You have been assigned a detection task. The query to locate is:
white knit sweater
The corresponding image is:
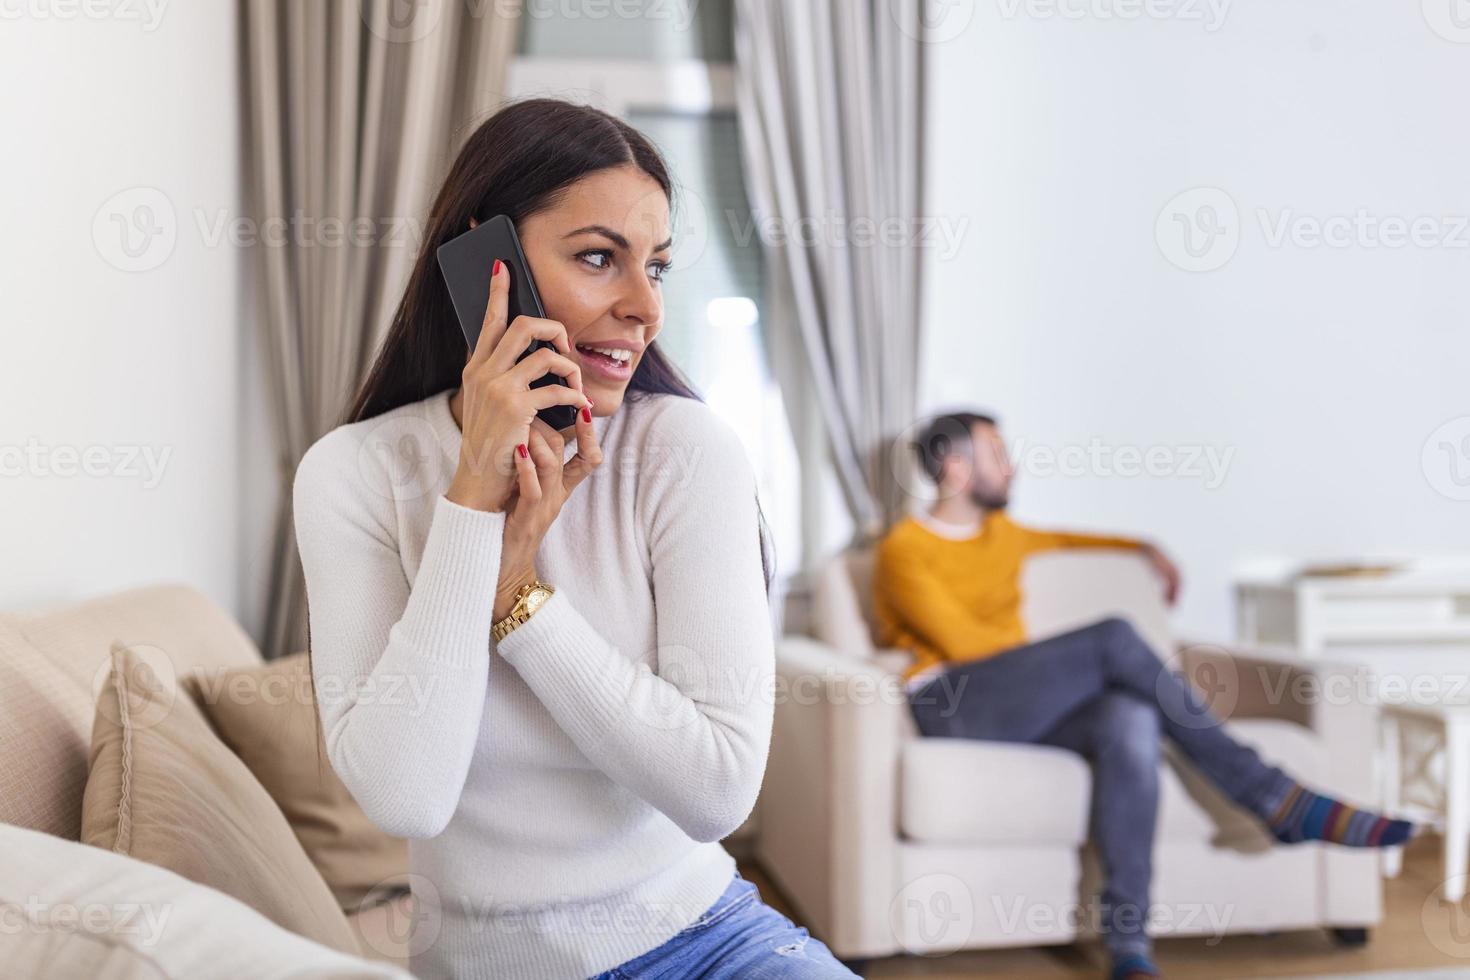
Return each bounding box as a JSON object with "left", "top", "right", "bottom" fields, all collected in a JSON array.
[{"left": 292, "top": 389, "right": 775, "bottom": 980}]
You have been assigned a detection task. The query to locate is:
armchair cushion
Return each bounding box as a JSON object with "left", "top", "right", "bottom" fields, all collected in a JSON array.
[
  {"left": 901, "top": 739, "right": 1091, "bottom": 845},
  {"left": 1020, "top": 551, "right": 1174, "bottom": 657},
  {"left": 814, "top": 545, "right": 1173, "bottom": 669}
]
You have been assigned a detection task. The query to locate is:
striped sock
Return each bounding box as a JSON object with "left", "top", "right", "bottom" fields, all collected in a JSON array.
[
  {"left": 1267, "top": 782, "right": 1415, "bottom": 847},
  {"left": 1110, "top": 952, "right": 1161, "bottom": 980}
]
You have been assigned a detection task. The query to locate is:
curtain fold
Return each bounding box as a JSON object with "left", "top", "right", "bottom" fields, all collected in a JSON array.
[
  {"left": 241, "top": 0, "right": 521, "bottom": 658},
  {"left": 733, "top": 0, "right": 926, "bottom": 555}
]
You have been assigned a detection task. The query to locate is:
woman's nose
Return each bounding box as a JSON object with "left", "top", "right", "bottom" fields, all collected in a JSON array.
[{"left": 615, "top": 269, "right": 662, "bottom": 331}]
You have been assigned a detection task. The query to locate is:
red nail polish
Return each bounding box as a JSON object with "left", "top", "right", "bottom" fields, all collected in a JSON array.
[
  {"left": 516, "top": 442, "right": 527, "bottom": 458},
  {"left": 582, "top": 405, "right": 592, "bottom": 423},
  {"left": 493, "top": 259, "right": 503, "bottom": 277}
]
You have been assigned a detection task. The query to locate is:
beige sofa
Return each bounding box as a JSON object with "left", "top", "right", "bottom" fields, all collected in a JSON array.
[
  {"left": 756, "top": 549, "right": 1386, "bottom": 962},
  {"left": 0, "top": 584, "right": 412, "bottom": 971}
]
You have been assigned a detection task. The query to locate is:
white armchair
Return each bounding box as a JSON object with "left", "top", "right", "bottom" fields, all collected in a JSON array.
[{"left": 755, "top": 548, "right": 1384, "bottom": 962}]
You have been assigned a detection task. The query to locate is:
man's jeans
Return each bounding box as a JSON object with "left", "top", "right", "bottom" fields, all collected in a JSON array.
[{"left": 906, "top": 617, "right": 1289, "bottom": 957}]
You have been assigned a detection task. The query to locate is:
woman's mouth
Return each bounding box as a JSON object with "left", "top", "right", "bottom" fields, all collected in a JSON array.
[{"left": 575, "top": 343, "right": 635, "bottom": 382}]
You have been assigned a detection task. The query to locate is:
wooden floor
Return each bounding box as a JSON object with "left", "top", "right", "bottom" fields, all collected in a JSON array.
[{"left": 738, "top": 834, "right": 1470, "bottom": 978}]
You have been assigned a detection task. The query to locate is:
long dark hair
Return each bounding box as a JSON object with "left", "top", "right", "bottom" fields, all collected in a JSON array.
[{"left": 342, "top": 98, "right": 774, "bottom": 591}]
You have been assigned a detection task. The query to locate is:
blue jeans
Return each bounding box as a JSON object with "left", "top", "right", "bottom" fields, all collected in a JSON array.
[
  {"left": 907, "top": 617, "right": 1290, "bottom": 958},
  {"left": 588, "top": 872, "right": 860, "bottom": 979}
]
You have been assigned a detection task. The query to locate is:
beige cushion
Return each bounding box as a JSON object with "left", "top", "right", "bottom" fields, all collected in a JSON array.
[
  {"left": 5, "top": 584, "right": 263, "bottom": 697},
  {"left": 0, "top": 585, "right": 264, "bottom": 840},
  {"left": 0, "top": 622, "right": 94, "bottom": 838},
  {"left": 1020, "top": 551, "right": 1175, "bottom": 657},
  {"left": 0, "top": 822, "right": 411, "bottom": 979},
  {"left": 184, "top": 653, "right": 410, "bottom": 910},
  {"left": 81, "top": 642, "right": 359, "bottom": 955}
]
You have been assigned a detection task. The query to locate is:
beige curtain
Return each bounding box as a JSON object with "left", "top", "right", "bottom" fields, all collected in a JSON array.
[
  {"left": 733, "top": 0, "right": 926, "bottom": 551},
  {"left": 241, "top": 0, "right": 521, "bottom": 658}
]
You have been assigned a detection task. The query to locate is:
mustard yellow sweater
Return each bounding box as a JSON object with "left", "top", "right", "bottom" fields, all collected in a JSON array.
[{"left": 873, "top": 512, "right": 1142, "bottom": 681}]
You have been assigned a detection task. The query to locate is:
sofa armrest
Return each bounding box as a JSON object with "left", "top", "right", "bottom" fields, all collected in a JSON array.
[
  {"left": 870, "top": 646, "right": 914, "bottom": 676},
  {"left": 1176, "top": 639, "right": 1380, "bottom": 803},
  {"left": 754, "top": 636, "right": 905, "bottom": 959}
]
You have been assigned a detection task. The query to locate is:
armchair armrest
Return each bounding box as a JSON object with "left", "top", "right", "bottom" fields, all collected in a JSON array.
[
  {"left": 754, "top": 636, "right": 906, "bottom": 959},
  {"left": 1176, "top": 639, "right": 1380, "bottom": 803},
  {"left": 870, "top": 646, "right": 915, "bottom": 676},
  {"left": 1176, "top": 639, "right": 1386, "bottom": 925}
]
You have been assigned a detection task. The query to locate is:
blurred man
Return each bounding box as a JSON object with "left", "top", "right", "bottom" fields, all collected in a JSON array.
[{"left": 873, "top": 411, "right": 1414, "bottom": 980}]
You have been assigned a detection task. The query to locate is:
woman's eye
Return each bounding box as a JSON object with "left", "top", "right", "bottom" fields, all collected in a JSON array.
[{"left": 577, "top": 249, "right": 669, "bottom": 281}]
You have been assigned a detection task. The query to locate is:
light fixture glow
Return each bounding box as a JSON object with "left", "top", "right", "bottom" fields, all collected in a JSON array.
[{"left": 705, "top": 296, "right": 759, "bottom": 331}]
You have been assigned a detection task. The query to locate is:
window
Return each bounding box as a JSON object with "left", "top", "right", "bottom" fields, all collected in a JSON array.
[{"left": 510, "top": 12, "right": 805, "bottom": 587}]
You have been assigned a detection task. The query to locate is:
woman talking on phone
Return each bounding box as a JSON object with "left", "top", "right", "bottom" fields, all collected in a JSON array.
[{"left": 292, "top": 99, "right": 858, "bottom": 980}]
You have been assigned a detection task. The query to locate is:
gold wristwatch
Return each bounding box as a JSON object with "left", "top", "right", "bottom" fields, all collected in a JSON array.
[{"left": 491, "top": 580, "right": 555, "bottom": 642}]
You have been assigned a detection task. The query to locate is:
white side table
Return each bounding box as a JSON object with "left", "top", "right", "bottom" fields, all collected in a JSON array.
[
  {"left": 1380, "top": 702, "right": 1470, "bottom": 901},
  {"left": 1236, "top": 567, "right": 1470, "bottom": 657}
]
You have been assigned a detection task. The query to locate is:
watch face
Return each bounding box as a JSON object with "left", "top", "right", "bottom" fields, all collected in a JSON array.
[{"left": 524, "top": 588, "right": 551, "bottom": 614}]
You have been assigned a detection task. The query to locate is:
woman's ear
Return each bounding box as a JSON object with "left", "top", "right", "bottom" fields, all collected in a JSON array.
[{"left": 468, "top": 216, "right": 479, "bottom": 229}]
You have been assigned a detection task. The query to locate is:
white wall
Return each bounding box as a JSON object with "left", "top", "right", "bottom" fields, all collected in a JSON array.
[
  {"left": 0, "top": 4, "right": 242, "bottom": 614},
  {"left": 922, "top": 1, "right": 1470, "bottom": 639}
]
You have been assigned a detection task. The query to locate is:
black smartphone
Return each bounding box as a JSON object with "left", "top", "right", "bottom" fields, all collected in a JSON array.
[{"left": 436, "top": 214, "right": 578, "bottom": 431}]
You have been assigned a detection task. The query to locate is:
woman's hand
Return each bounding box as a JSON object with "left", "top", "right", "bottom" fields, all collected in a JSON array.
[
  {"left": 445, "top": 258, "right": 590, "bottom": 514},
  {"left": 494, "top": 411, "right": 603, "bottom": 620}
]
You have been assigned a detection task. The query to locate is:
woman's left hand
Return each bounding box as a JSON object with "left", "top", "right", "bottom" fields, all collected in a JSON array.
[{"left": 493, "top": 403, "right": 603, "bottom": 620}]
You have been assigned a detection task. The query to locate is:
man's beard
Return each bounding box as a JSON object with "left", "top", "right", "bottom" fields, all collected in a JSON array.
[{"left": 969, "top": 484, "right": 1009, "bottom": 510}]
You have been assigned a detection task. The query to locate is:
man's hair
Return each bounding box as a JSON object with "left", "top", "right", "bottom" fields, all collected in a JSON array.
[{"left": 911, "top": 411, "right": 998, "bottom": 484}]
